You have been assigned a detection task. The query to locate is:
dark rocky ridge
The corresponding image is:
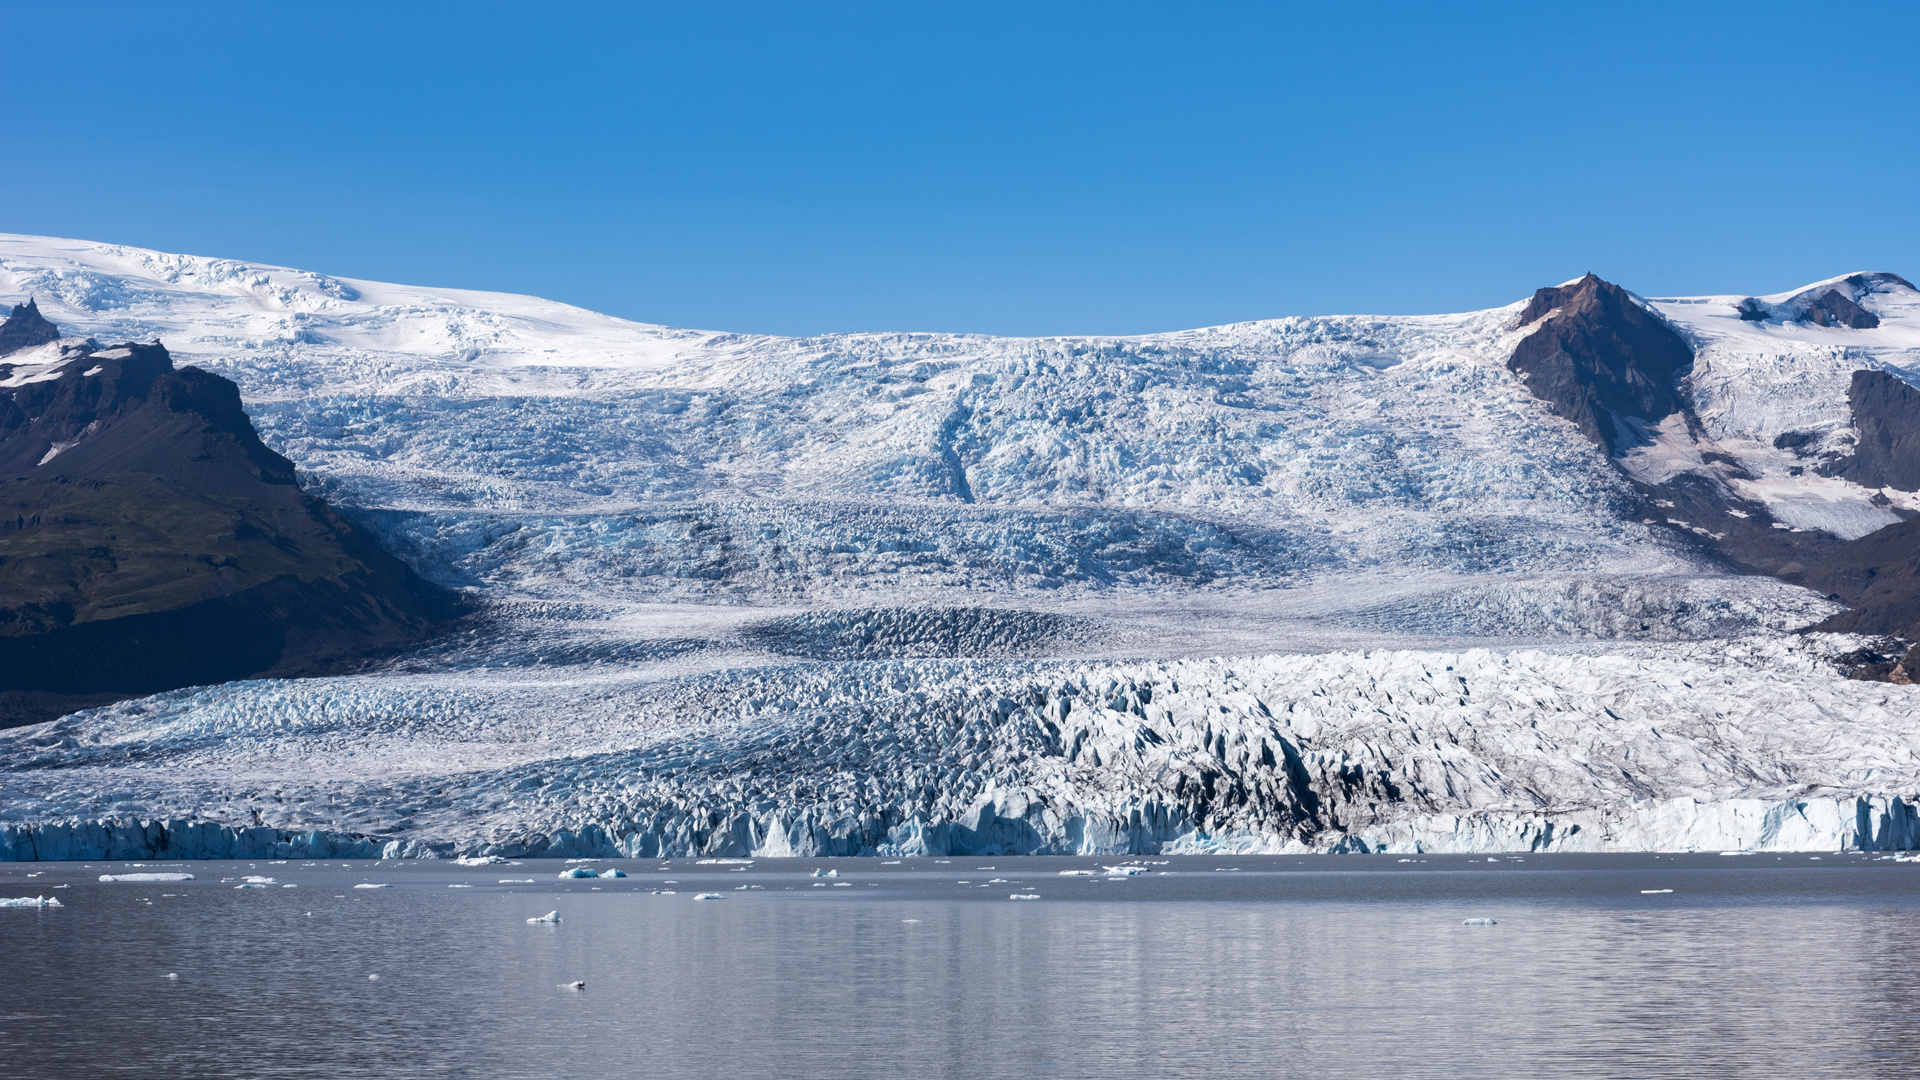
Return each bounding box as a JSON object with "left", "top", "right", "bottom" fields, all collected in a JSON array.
[
  {"left": 1818, "top": 370, "right": 1920, "bottom": 492},
  {"left": 1505, "top": 273, "right": 1920, "bottom": 677},
  {"left": 0, "top": 303, "right": 457, "bottom": 727},
  {"left": 1803, "top": 289, "right": 1880, "bottom": 329},
  {"left": 0, "top": 298, "right": 58, "bottom": 356},
  {"left": 1507, "top": 274, "right": 1694, "bottom": 454}
]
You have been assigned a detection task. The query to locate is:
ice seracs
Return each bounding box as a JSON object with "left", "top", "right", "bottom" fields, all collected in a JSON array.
[{"left": 2, "top": 234, "right": 1919, "bottom": 857}]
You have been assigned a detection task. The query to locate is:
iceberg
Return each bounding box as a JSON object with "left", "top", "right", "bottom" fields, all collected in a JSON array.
[
  {"left": 527, "top": 910, "right": 562, "bottom": 923},
  {"left": 454, "top": 856, "right": 508, "bottom": 866},
  {"left": 1009, "top": 893, "right": 1040, "bottom": 900},
  {"left": 99, "top": 873, "right": 193, "bottom": 882},
  {"left": 1462, "top": 918, "right": 1497, "bottom": 926},
  {"left": 559, "top": 868, "right": 597, "bottom": 879},
  {"left": 693, "top": 893, "right": 725, "bottom": 900},
  {"left": 0, "top": 896, "right": 62, "bottom": 907},
  {"left": 352, "top": 883, "right": 392, "bottom": 890}
]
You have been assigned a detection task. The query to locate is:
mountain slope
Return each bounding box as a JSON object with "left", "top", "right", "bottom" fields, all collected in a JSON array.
[{"left": 0, "top": 302, "right": 456, "bottom": 725}]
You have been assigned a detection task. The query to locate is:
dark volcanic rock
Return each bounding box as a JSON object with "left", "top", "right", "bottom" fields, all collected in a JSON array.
[
  {"left": 1793, "top": 516, "right": 1920, "bottom": 642},
  {"left": 0, "top": 316, "right": 456, "bottom": 727},
  {"left": 1507, "top": 275, "right": 1842, "bottom": 581},
  {"left": 1801, "top": 289, "right": 1880, "bottom": 329},
  {"left": 1507, "top": 274, "right": 1695, "bottom": 453},
  {"left": 1819, "top": 370, "right": 1920, "bottom": 492},
  {"left": 1633, "top": 472, "right": 1841, "bottom": 579},
  {"left": 0, "top": 298, "right": 59, "bottom": 357}
]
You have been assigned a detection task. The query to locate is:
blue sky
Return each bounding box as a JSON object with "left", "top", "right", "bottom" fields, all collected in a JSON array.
[{"left": 4, "top": 2, "right": 1915, "bottom": 336}]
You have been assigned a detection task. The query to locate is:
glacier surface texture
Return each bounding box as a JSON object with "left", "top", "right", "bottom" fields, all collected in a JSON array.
[{"left": 2, "top": 236, "right": 1918, "bottom": 856}]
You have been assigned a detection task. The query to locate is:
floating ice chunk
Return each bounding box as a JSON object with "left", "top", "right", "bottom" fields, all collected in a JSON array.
[
  {"left": 99, "top": 873, "right": 193, "bottom": 882},
  {"left": 0, "top": 896, "right": 62, "bottom": 907},
  {"left": 1104, "top": 866, "right": 1148, "bottom": 876},
  {"left": 832, "top": 882, "right": 851, "bottom": 887},
  {"left": 527, "top": 911, "right": 562, "bottom": 924},
  {"left": 164, "top": 973, "right": 178, "bottom": 980},
  {"left": 693, "top": 893, "right": 726, "bottom": 900},
  {"left": 1212, "top": 867, "right": 1240, "bottom": 873},
  {"left": 563, "top": 859, "right": 601, "bottom": 864},
  {"left": 882, "top": 861, "right": 902, "bottom": 865},
  {"left": 353, "top": 884, "right": 392, "bottom": 890},
  {"left": 241, "top": 876, "right": 275, "bottom": 884},
  {"left": 811, "top": 869, "right": 839, "bottom": 878},
  {"left": 1059, "top": 870, "right": 1096, "bottom": 876},
  {"left": 1462, "top": 918, "right": 1497, "bottom": 926},
  {"left": 697, "top": 859, "right": 754, "bottom": 865},
  {"left": 282, "top": 884, "right": 297, "bottom": 888},
  {"left": 234, "top": 884, "right": 266, "bottom": 889},
  {"left": 1641, "top": 889, "right": 1674, "bottom": 894},
  {"left": 598, "top": 868, "right": 626, "bottom": 878},
  {"left": 559, "top": 868, "right": 598, "bottom": 879},
  {"left": 448, "top": 884, "right": 473, "bottom": 888},
  {"left": 1486, "top": 858, "right": 1499, "bottom": 863},
  {"left": 368, "top": 974, "right": 379, "bottom": 980},
  {"left": 560, "top": 980, "right": 585, "bottom": 991},
  {"left": 901, "top": 919, "right": 921, "bottom": 923},
  {"left": 454, "top": 856, "right": 508, "bottom": 866},
  {"left": 1009, "top": 894, "right": 1040, "bottom": 900},
  {"left": 499, "top": 879, "right": 535, "bottom": 883}
]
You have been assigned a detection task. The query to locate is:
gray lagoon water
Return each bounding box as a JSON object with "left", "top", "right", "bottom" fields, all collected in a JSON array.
[{"left": 2, "top": 853, "right": 1917, "bottom": 1079}]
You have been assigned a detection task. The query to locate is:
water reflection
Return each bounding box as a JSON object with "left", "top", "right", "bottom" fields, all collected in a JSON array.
[{"left": 0, "top": 855, "right": 1914, "bottom": 1079}]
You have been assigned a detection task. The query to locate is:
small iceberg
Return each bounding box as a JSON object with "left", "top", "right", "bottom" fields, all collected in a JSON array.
[
  {"left": 1640, "top": 889, "right": 1674, "bottom": 894},
  {"left": 241, "top": 876, "right": 275, "bottom": 884},
  {"left": 527, "top": 911, "right": 562, "bottom": 924},
  {"left": 164, "top": 973, "right": 178, "bottom": 980},
  {"left": 0, "top": 896, "right": 62, "bottom": 908},
  {"left": 353, "top": 884, "right": 392, "bottom": 890},
  {"left": 1462, "top": 918, "right": 1497, "bottom": 926},
  {"left": 1059, "top": 870, "right": 1096, "bottom": 876},
  {"left": 696, "top": 858, "right": 754, "bottom": 865},
  {"left": 99, "top": 873, "right": 193, "bottom": 883},
  {"left": 448, "top": 884, "right": 473, "bottom": 889},
  {"left": 234, "top": 884, "right": 266, "bottom": 890},
  {"left": 559, "top": 868, "right": 598, "bottom": 879},
  {"left": 1104, "top": 866, "right": 1148, "bottom": 876},
  {"left": 560, "top": 980, "right": 585, "bottom": 991},
  {"left": 598, "top": 868, "right": 627, "bottom": 878},
  {"left": 693, "top": 893, "right": 726, "bottom": 900},
  {"left": 454, "top": 856, "right": 508, "bottom": 866},
  {"left": 499, "top": 879, "right": 535, "bottom": 884},
  {"left": 1009, "top": 893, "right": 1040, "bottom": 900},
  {"left": 810, "top": 869, "right": 839, "bottom": 878}
]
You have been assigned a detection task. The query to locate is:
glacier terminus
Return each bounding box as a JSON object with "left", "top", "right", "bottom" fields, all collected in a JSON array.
[{"left": 2, "top": 235, "right": 1918, "bottom": 860}]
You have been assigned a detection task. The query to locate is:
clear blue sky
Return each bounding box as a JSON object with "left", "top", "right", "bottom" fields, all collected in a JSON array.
[{"left": 5, "top": 2, "right": 1916, "bottom": 337}]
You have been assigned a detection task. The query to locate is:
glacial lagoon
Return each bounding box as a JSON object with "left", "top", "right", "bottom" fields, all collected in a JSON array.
[{"left": 2, "top": 853, "right": 1917, "bottom": 1079}]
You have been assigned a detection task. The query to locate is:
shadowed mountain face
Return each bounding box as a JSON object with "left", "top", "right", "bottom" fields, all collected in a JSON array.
[
  {"left": 0, "top": 305, "right": 456, "bottom": 726},
  {"left": 0, "top": 298, "right": 57, "bottom": 356},
  {"left": 1507, "top": 274, "right": 1695, "bottom": 454},
  {"left": 1505, "top": 274, "right": 1920, "bottom": 676},
  {"left": 1820, "top": 370, "right": 1920, "bottom": 492}
]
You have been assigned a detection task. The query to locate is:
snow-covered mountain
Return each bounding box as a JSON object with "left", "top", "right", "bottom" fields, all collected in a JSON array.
[{"left": 3, "top": 234, "right": 1918, "bottom": 857}]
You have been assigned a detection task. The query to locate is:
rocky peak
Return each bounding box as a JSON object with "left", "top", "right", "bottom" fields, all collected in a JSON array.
[
  {"left": 1507, "top": 273, "right": 1694, "bottom": 453},
  {"left": 0, "top": 298, "right": 60, "bottom": 358}
]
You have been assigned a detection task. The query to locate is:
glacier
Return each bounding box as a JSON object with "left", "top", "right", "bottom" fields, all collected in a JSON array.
[{"left": 3, "top": 234, "right": 1920, "bottom": 856}]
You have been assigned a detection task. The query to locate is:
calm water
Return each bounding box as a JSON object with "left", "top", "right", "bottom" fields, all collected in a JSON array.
[{"left": 2, "top": 853, "right": 1917, "bottom": 1079}]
